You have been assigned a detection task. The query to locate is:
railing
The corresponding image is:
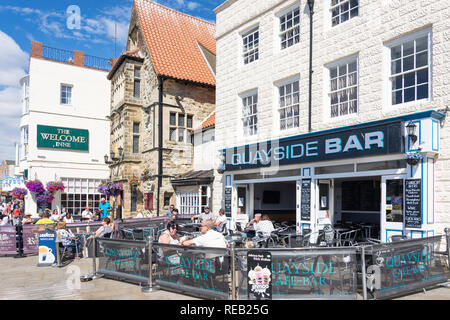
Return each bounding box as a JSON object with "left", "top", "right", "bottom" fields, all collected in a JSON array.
[
  {"left": 41, "top": 46, "right": 111, "bottom": 71},
  {"left": 84, "top": 54, "right": 112, "bottom": 71},
  {"left": 42, "top": 46, "right": 74, "bottom": 63}
]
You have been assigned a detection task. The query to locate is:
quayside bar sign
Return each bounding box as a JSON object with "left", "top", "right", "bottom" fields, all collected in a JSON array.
[
  {"left": 224, "top": 121, "right": 404, "bottom": 171},
  {"left": 37, "top": 125, "right": 89, "bottom": 151}
]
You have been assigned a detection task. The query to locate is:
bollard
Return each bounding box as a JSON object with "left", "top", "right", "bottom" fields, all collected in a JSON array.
[
  {"left": 361, "top": 246, "right": 368, "bottom": 301},
  {"left": 142, "top": 241, "right": 159, "bottom": 293},
  {"left": 230, "top": 246, "right": 236, "bottom": 300},
  {"left": 91, "top": 237, "right": 103, "bottom": 280}
]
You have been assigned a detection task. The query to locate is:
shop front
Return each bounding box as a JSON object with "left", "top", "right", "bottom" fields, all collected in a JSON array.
[{"left": 222, "top": 111, "right": 444, "bottom": 243}]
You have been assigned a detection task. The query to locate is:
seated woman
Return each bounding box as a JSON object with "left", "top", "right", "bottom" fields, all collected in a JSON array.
[
  {"left": 56, "top": 221, "right": 80, "bottom": 258},
  {"left": 158, "top": 221, "right": 181, "bottom": 245},
  {"left": 50, "top": 209, "right": 61, "bottom": 223},
  {"left": 88, "top": 217, "right": 113, "bottom": 239},
  {"left": 63, "top": 212, "right": 74, "bottom": 224}
]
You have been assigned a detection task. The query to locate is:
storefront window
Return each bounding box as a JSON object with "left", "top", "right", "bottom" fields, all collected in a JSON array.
[
  {"left": 357, "top": 160, "right": 406, "bottom": 172},
  {"left": 386, "top": 180, "right": 404, "bottom": 223},
  {"left": 319, "top": 183, "right": 329, "bottom": 210},
  {"left": 315, "top": 164, "right": 354, "bottom": 175},
  {"left": 60, "top": 178, "right": 108, "bottom": 216}
]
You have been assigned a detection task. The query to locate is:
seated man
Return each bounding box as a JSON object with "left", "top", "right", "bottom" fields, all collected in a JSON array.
[
  {"left": 81, "top": 207, "right": 93, "bottom": 222},
  {"left": 191, "top": 206, "right": 216, "bottom": 223},
  {"left": 213, "top": 209, "right": 228, "bottom": 232},
  {"left": 182, "top": 219, "right": 228, "bottom": 249},
  {"left": 252, "top": 214, "right": 275, "bottom": 248}
]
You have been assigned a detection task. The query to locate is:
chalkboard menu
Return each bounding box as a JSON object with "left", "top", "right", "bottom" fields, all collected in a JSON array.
[
  {"left": 301, "top": 179, "right": 311, "bottom": 221},
  {"left": 405, "top": 179, "right": 422, "bottom": 228},
  {"left": 224, "top": 187, "right": 232, "bottom": 217}
]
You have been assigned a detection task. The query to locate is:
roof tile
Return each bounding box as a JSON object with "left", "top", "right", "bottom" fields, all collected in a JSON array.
[{"left": 135, "top": 0, "right": 216, "bottom": 86}]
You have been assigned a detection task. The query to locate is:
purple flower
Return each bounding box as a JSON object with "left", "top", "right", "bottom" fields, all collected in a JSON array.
[
  {"left": 25, "top": 180, "right": 45, "bottom": 194},
  {"left": 10, "top": 188, "right": 28, "bottom": 199},
  {"left": 36, "top": 192, "right": 54, "bottom": 204},
  {"left": 97, "top": 182, "right": 123, "bottom": 197}
]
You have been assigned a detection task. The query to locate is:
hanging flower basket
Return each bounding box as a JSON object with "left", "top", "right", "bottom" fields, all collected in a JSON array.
[
  {"left": 46, "top": 181, "right": 65, "bottom": 194},
  {"left": 129, "top": 178, "right": 141, "bottom": 187},
  {"left": 98, "top": 182, "right": 123, "bottom": 197},
  {"left": 10, "top": 188, "right": 28, "bottom": 200},
  {"left": 36, "top": 191, "right": 55, "bottom": 204},
  {"left": 25, "top": 180, "right": 45, "bottom": 194},
  {"left": 405, "top": 152, "right": 423, "bottom": 166},
  {"left": 140, "top": 168, "right": 153, "bottom": 181}
]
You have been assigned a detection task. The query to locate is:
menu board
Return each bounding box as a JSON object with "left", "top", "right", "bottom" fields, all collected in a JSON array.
[
  {"left": 0, "top": 226, "right": 17, "bottom": 255},
  {"left": 301, "top": 179, "right": 311, "bottom": 221},
  {"left": 405, "top": 179, "right": 422, "bottom": 228},
  {"left": 224, "top": 187, "right": 232, "bottom": 217}
]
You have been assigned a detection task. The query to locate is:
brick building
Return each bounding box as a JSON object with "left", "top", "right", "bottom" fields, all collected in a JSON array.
[
  {"left": 107, "top": 0, "right": 216, "bottom": 218},
  {"left": 214, "top": 0, "right": 450, "bottom": 241}
]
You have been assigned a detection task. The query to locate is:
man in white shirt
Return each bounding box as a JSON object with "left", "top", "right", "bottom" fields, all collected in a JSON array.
[
  {"left": 81, "top": 207, "right": 93, "bottom": 222},
  {"left": 214, "top": 209, "right": 228, "bottom": 232},
  {"left": 191, "top": 207, "right": 217, "bottom": 223},
  {"left": 182, "top": 219, "right": 228, "bottom": 248}
]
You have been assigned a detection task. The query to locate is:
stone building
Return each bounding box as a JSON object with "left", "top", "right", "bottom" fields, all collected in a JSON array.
[
  {"left": 107, "top": 0, "right": 216, "bottom": 218},
  {"left": 215, "top": 0, "right": 450, "bottom": 241}
]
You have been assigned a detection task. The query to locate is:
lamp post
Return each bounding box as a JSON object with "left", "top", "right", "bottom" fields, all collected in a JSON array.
[
  {"left": 406, "top": 121, "right": 418, "bottom": 144},
  {"left": 104, "top": 148, "right": 125, "bottom": 220}
]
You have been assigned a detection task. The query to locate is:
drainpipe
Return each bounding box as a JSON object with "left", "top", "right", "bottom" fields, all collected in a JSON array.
[
  {"left": 307, "top": 0, "right": 315, "bottom": 133},
  {"left": 156, "top": 76, "right": 165, "bottom": 217}
]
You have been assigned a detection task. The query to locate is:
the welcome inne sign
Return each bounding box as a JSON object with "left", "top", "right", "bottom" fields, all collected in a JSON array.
[{"left": 37, "top": 125, "right": 89, "bottom": 151}]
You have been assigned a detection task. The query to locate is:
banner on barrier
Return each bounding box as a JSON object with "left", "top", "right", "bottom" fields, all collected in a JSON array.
[
  {"left": 96, "top": 238, "right": 149, "bottom": 283},
  {"left": 247, "top": 250, "right": 272, "bottom": 300},
  {"left": 237, "top": 248, "right": 358, "bottom": 300},
  {"left": 365, "top": 236, "right": 448, "bottom": 299},
  {"left": 153, "top": 244, "right": 230, "bottom": 300},
  {"left": 38, "top": 231, "right": 57, "bottom": 266},
  {"left": 0, "top": 226, "right": 17, "bottom": 255},
  {"left": 22, "top": 225, "right": 41, "bottom": 254}
]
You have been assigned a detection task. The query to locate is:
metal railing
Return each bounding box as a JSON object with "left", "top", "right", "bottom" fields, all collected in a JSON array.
[
  {"left": 84, "top": 54, "right": 111, "bottom": 71},
  {"left": 42, "top": 46, "right": 74, "bottom": 63}
]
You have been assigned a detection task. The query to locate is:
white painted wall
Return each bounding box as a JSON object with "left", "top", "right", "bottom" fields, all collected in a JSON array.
[{"left": 19, "top": 57, "right": 111, "bottom": 214}]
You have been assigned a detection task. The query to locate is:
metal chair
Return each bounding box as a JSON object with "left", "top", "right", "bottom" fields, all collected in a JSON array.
[{"left": 337, "top": 229, "right": 359, "bottom": 246}]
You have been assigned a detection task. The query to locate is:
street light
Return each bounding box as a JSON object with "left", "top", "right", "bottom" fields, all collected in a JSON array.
[{"left": 406, "top": 121, "right": 418, "bottom": 143}]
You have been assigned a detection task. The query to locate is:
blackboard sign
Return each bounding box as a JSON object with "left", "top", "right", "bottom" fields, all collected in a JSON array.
[
  {"left": 247, "top": 250, "right": 272, "bottom": 300},
  {"left": 224, "top": 188, "right": 232, "bottom": 217},
  {"left": 405, "top": 179, "right": 422, "bottom": 228},
  {"left": 301, "top": 179, "right": 311, "bottom": 221}
]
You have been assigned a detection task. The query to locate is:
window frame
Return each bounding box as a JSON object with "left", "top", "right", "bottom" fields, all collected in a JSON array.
[
  {"left": 278, "top": 5, "right": 301, "bottom": 51},
  {"left": 330, "top": 0, "right": 360, "bottom": 28},
  {"left": 132, "top": 122, "right": 140, "bottom": 154},
  {"left": 240, "top": 90, "right": 259, "bottom": 137},
  {"left": 324, "top": 55, "right": 359, "bottom": 121},
  {"left": 385, "top": 29, "right": 432, "bottom": 108},
  {"left": 133, "top": 66, "right": 141, "bottom": 99},
  {"left": 60, "top": 84, "right": 73, "bottom": 105},
  {"left": 276, "top": 76, "right": 301, "bottom": 132},
  {"left": 242, "top": 27, "right": 260, "bottom": 65},
  {"left": 168, "top": 111, "right": 193, "bottom": 144}
]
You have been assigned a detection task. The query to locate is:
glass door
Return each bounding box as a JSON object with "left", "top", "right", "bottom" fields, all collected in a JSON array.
[
  {"left": 381, "top": 176, "right": 405, "bottom": 242},
  {"left": 316, "top": 179, "right": 333, "bottom": 231},
  {"left": 237, "top": 186, "right": 249, "bottom": 216}
]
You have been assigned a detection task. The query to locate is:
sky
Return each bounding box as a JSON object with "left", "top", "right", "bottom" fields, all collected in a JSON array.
[{"left": 0, "top": 0, "right": 222, "bottom": 162}]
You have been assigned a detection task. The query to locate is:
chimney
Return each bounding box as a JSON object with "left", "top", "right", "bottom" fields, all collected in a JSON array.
[
  {"left": 73, "top": 50, "right": 85, "bottom": 67},
  {"left": 30, "top": 41, "right": 43, "bottom": 58}
]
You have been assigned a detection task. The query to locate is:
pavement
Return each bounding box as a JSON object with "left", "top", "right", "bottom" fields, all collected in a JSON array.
[{"left": 0, "top": 255, "right": 448, "bottom": 300}]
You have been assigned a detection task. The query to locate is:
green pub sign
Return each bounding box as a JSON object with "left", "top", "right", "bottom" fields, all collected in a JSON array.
[{"left": 37, "top": 125, "right": 89, "bottom": 151}]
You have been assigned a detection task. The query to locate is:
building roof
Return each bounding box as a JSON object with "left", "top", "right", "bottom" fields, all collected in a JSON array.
[
  {"left": 135, "top": 0, "right": 216, "bottom": 87},
  {"left": 171, "top": 170, "right": 215, "bottom": 186},
  {"left": 195, "top": 112, "right": 215, "bottom": 131},
  {"left": 107, "top": 49, "right": 144, "bottom": 80}
]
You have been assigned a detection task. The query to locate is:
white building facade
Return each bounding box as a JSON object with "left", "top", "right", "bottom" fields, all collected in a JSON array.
[
  {"left": 215, "top": 0, "right": 450, "bottom": 242},
  {"left": 16, "top": 42, "right": 111, "bottom": 216}
]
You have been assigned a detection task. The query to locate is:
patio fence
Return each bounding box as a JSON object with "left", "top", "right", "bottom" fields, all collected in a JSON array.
[{"left": 87, "top": 230, "right": 449, "bottom": 300}]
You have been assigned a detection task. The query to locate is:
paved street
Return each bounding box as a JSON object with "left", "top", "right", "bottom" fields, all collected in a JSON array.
[{"left": 0, "top": 255, "right": 448, "bottom": 300}]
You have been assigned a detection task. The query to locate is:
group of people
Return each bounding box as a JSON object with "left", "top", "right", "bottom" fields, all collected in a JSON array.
[
  {"left": 166, "top": 205, "right": 228, "bottom": 232},
  {"left": 0, "top": 200, "right": 23, "bottom": 226}
]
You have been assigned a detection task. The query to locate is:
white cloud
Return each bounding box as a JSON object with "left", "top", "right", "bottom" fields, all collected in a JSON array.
[
  {"left": 0, "top": 30, "right": 28, "bottom": 87},
  {"left": 187, "top": 2, "right": 200, "bottom": 10},
  {"left": 0, "top": 31, "right": 26, "bottom": 161}
]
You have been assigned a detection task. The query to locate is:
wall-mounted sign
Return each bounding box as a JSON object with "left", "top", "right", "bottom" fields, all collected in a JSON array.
[
  {"left": 37, "top": 125, "right": 89, "bottom": 151},
  {"left": 301, "top": 179, "right": 311, "bottom": 221},
  {"left": 405, "top": 179, "right": 422, "bottom": 229},
  {"left": 224, "top": 187, "right": 232, "bottom": 217},
  {"left": 223, "top": 121, "right": 404, "bottom": 171}
]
